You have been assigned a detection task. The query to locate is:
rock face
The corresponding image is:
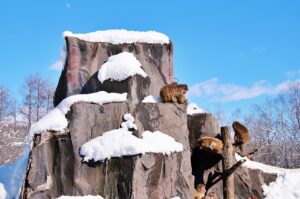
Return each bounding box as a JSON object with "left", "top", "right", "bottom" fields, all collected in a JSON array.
[
  {"left": 81, "top": 73, "right": 151, "bottom": 105},
  {"left": 23, "top": 31, "right": 277, "bottom": 199},
  {"left": 187, "top": 113, "right": 220, "bottom": 149},
  {"left": 22, "top": 102, "right": 193, "bottom": 199},
  {"left": 54, "top": 36, "right": 173, "bottom": 106}
]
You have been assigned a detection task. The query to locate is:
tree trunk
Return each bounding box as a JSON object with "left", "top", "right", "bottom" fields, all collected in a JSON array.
[{"left": 221, "top": 126, "right": 235, "bottom": 199}]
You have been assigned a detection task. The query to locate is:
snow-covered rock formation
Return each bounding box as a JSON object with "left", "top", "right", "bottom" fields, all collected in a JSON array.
[
  {"left": 21, "top": 30, "right": 279, "bottom": 199},
  {"left": 21, "top": 30, "right": 192, "bottom": 199},
  {"left": 54, "top": 29, "right": 173, "bottom": 107}
]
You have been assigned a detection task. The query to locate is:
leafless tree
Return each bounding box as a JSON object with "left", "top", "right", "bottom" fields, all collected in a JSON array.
[
  {"left": 245, "top": 83, "right": 300, "bottom": 168},
  {"left": 0, "top": 85, "right": 12, "bottom": 126},
  {"left": 19, "top": 73, "right": 54, "bottom": 132}
]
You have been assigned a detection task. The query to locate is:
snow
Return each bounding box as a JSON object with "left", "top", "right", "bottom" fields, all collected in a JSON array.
[
  {"left": 12, "top": 142, "right": 24, "bottom": 146},
  {"left": 187, "top": 103, "right": 206, "bottom": 115},
  {"left": 235, "top": 153, "right": 300, "bottom": 175},
  {"left": 56, "top": 196, "right": 103, "bottom": 199},
  {"left": 235, "top": 153, "right": 300, "bottom": 199},
  {"left": 80, "top": 114, "right": 183, "bottom": 162},
  {"left": 262, "top": 172, "right": 300, "bottom": 199},
  {"left": 97, "top": 52, "right": 147, "bottom": 83},
  {"left": 63, "top": 29, "right": 170, "bottom": 44},
  {"left": 0, "top": 182, "right": 7, "bottom": 199},
  {"left": 29, "top": 91, "right": 127, "bottom": 138},
  {"left": 142, "top": 95, "right": 161, "bottom": 103},
  {"left": 121, "top": 113, "right": 137, "bottom": 130}
]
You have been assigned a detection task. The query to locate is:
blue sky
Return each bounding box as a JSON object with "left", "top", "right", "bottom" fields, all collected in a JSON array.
[{"left": 0, "top": 0, "right": 300, "bottom": 116}]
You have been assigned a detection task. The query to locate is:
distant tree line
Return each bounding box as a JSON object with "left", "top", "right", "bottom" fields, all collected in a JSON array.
[
  {"left": 0, "top": 73, "right": 55, "bottom": 134},
  {"left": 244, "top": 83, "right": 300, "bottom": 168},
  {"left": 214, "top": 83, "right": 300, "bottom": 168}
]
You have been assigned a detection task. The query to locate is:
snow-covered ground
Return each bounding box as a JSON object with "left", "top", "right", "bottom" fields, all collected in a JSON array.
[
  {"left": 97, "top": 52, "right": 147, "bottom": 83},
  {"left": 187, "top": 103, "right": 206, "bottom": 115},
  {"left": 80, "top": 113, "right": 183, "bottom": 162},
  {"left": 236, "top": 154, "right": 300, "bottom": 199},
  {"left": 0, "top": 182, "right": 7, "bottom": 199},
  {"left": 63, "top": 29, "right": 170, "bottom": 44},
  {"left": 29, "top": 91, "right": 127, "bottom": 138}
]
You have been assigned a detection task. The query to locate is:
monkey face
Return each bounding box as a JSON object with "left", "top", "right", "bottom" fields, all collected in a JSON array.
[{"left": 178, "top": 84, "right": 188, "bottom": 94}]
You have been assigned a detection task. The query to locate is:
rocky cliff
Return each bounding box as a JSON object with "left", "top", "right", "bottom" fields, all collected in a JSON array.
[
  {"left": 22, "top": 30, "right": 193, "bottom": 199},
  {"left": 54, "top": 30, "right": 173, "bottom": 107},
  {"left": 22, "top": 30, "right": 276, "bottom": 199}
]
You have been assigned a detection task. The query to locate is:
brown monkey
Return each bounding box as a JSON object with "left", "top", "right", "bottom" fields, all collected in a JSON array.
[
  {"left": 197, "top": 137, "right": 223, "bottom": 154},
  {"left": 232, "top": 121, "right": 250, "bottom": 148},
  {"left": 160, "top": 83, "right": 188, "bottom": 104},
  {"left": 194, "top": 183, "right": 206, "bottom": 199}
]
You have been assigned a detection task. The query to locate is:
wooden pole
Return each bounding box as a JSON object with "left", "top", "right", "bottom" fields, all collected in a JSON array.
[{"left": 221, "top": 126, "right": 235, "bottom": 199}]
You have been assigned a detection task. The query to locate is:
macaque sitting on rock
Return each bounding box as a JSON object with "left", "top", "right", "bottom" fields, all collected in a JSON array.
[{"left": 160, "top": 82, "right": 188, "bottom": 104}]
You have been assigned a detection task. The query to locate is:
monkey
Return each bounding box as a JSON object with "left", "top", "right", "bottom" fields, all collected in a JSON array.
[
  {"left": 194, "top": 183, "right": 206, "bottom": 199},
  {"left": 197, "top": 136, "right": 224, "bottom": 154},
  {"left": 160, "top": 82, "right": 188, "bottom": 104},
  {"left": 232, "top": 121, "right": 250, "bottom": 151}
]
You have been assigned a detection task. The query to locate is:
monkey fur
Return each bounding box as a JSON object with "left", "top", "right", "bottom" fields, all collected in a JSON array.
[
  {"left": 197, "top": 136, "right": 224, "bottom": 154},
  {"left": 232, "top": 121, "right": 250, "bottom": 148},
  {"left": 160, "top": 82, "right": 188, "bottom": 104}
]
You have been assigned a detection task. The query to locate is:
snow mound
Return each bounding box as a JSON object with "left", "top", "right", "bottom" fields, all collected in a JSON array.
[
  {"left": 235, "top": 153, "right": 300, "bottom": 175},
  {"left": 80, "top": 114, "right": 183, "bottom": 162},
  {"left": 262, "top": 172, "right": 300, "bottom": 199},
  {"left": 235, "top": 153, "right": 300, "bottom": 199},
  {"left": 187, "top": 103, "right": 206, "bottom": 115},
  {"left": 97, "top": 52, "right": 147, "bottom": 83},
  {"left": 142, "top": 95, "right": 161, "bottom": 103},
  {"left": 0, "top": 183, "right": 7, "bottom": 199},
  {"left": 56, "top": 196, "right": 103, "bottom": 199},
  {"left": 63, "top": 29, "right": 170, "bottom": 44},
  {"left": 30, "top": 91, "right": 127, "bottom": 138}
]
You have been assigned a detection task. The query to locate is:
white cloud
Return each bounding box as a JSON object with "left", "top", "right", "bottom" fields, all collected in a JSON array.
[
  {"left": 188, "top": 77, "right": 300, "bottom": 102},
  {"left": 50, "top": 59, "right": 64, "bottom": 71},
  {"left": 286, "top": 69, "right": 300, "bottom": 77},
  {"left": 65, "top": 3, "right": 71, "bottom": 8},
  {"left": 50, "top": 45, "right": 66, "bottom": 71}
]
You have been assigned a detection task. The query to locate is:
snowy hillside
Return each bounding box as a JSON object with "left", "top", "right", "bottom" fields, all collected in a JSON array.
[{"left": 236, "top": 154, "right": 300, "bottom": 199}]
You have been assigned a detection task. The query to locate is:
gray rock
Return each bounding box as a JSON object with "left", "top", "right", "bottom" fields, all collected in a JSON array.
[
  {"left": 22, "top": 102, "right": 193, "bottom": 199},
  {"left": 81, "top": 72, "right": 151, "bottom": 105},
  {"left": 54, "top": 37, "right": 173, "bottom": 106},
  {"left": 187, "top": 113, "right": 220, "bottom": 149}
]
